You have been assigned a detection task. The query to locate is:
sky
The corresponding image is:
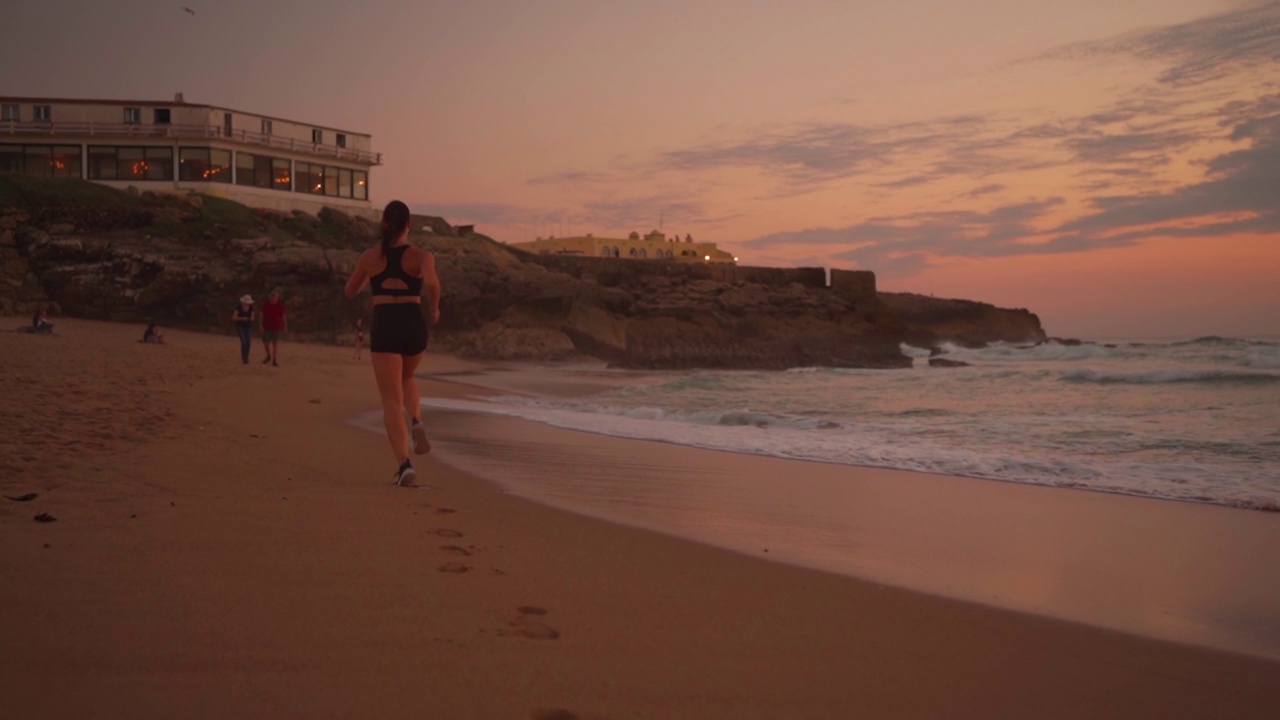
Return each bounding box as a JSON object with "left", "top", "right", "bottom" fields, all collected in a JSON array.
[{"left": 1, "top": 0, "right": 1277, "bottom": 339}]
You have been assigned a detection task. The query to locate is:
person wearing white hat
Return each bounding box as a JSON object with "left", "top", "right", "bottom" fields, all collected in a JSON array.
[{"left": 231, "top": 294, "right": 255, "bottom": 364}]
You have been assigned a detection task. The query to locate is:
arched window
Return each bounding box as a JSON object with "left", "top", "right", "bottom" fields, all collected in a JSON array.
[
  {"left": 638, "top": 248, "right": 647, "bottom": 258},
  {"left": 612, "top": 247, "right": 620, "bottom": 257},
  {"left": 628, "top": 247, "right": 638, "bottom": 257},
  {"left": 600, "top": 246, "right": 611, "bottom": 257}
]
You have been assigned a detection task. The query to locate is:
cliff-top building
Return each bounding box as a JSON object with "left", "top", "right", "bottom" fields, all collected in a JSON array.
[
  {"left": 0, "top": 94, "right": 378, "bottom": 216},
  {"left": 512, "top": 230, "right": 736, "bottom": 264}
]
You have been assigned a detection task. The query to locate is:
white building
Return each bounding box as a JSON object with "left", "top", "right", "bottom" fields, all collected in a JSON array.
[{"left": 0, "top": 94, "right": 378, "bottom": 215}]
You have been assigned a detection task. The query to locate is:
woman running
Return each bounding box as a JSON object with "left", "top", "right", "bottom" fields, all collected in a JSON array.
[{"left": 344, "top": 200, "right": 441, "bottom": 487}]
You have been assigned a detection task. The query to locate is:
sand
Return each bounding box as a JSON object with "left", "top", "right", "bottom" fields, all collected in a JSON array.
[{"left": 2, "top": 318, "right": 1278, "bottom": 719}]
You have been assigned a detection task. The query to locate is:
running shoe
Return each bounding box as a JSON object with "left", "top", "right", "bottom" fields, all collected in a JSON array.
[
  {"left": 394, "top": 460, "right": 417, "bottom": 488},
  {"left": 411, "top": 420, "right": 431, "bottom": 455}
]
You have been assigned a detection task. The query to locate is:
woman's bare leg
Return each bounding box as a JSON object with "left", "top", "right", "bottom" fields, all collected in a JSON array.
[
  {"left": 401, "top": 351, "right": 424, "bottom": 423},
  {"left": 402, "top": 352, "right": 431, "bottom": 454},
  {"left": 371, "top": 352, "right": 409, "bottom": 465}
]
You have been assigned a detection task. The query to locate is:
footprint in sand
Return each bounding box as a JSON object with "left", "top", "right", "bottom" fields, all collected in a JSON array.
[
  {"left": 438, "top": 562, "right": 471, "bottom": 574},
  {"left": 432, "top": 528, "right": 463, "bottom": 538},
  {"left": 435, "top": 507, "right": 456, "bottom": 514},
  {"left": 502, "top": 606, "right": 559, "bottom": 640},
  {"left": 530, "top": 710, "right": 580, "bottom": 720},
  {"left": 439, "top": 545, "right": 471, "bottom": 556}
]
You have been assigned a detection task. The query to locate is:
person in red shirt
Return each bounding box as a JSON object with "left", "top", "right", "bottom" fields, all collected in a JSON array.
[{"left": 260, "top": 290, "right": 287, "bottom": 366}]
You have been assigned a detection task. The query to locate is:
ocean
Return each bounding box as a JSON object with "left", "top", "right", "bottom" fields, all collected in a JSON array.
[{"left": 425, "top": 336, "right": 1280, "bottom": 512}]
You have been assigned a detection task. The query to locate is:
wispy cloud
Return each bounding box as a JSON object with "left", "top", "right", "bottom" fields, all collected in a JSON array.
[
  {"left": 1040, "top": 1, "right": 1280, "bottom": 86},
  {"left": 745, "top": 92, "right": 1280, "bottom": 277},
  {"left": 409, "top": 202, "right": 530, "bottom": 225},
  {"left": 654, "top": 114, "right": 992, "bottom": 186}
]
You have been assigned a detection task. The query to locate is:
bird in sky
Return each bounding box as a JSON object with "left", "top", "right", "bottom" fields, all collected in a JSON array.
[{"left": 183, "top": 6, "right": 195, "bottom": 15}]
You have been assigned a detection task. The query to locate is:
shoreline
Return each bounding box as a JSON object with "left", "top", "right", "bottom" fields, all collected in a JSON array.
[
  {"left": 358, "top": 393, "right": 1280, "bottom": 661},
  {"left": 3, "top": 319, "right": 1279, "bottom": 718}
]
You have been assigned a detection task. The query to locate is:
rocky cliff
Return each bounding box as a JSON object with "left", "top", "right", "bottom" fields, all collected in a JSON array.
[
  {"left": 1, "top": 177, "right": 1046, "bottom": 368},
  {"left": 879, "top": 292, "right": 1047, "bottom": 348}
]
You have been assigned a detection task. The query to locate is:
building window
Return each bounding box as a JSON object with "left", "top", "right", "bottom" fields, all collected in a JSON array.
[
  {"left": 87, "top": 145, "right": 172, "bottom": 181},
  {"left": 354, "top": 170, "right": 367, "bottom": 200},
  {"left": 311, "top": 129, "right": 323, "bottom": 145},
  {"left": 0, "top": 144, "right": 21, "bottom": 173},
  {"left": 179, "top": 147, "right": 231, "bottom": 182},
  {"left": 153, "top": 108, "right": 171, "bottom": 124},
  {"left": 33, "top": 105, "right": 51, "bottom": 122},
  {"left": 338, "top": 168, "right": 352, "bottom": 197},
  {"left": 638, "top": 248, "right": 647, "bottom": 258},
  {"left": 336, "top": 133, "right": 346, "bottom": 149},
  {"left": 123, "top": 107, "right": 141, "bottom": 124},
  {"left": 234, "top": 152, "right": 289, "bottom": 190},
  {"left": 1, "top": 104, "right": 18, "bottom": 122},
  {"left": 295, "top": 162, "right": 323, "bottom": 194},
  {"left": 324, "top": 166, "right": 339, "bottom": 196},
  {"left": 0, "top": 144, "right": 80, "bottom": 178},
  {"left": 273, "top": 158, "right": 291, "bottom": 190},
  {"left": 261, "top": 119, "right": 272, "bottom": 135}
]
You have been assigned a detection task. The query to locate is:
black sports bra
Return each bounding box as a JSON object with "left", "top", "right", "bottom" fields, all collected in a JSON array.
[{"left": 370, "top": 245, "right": 424, "bottom": 297}]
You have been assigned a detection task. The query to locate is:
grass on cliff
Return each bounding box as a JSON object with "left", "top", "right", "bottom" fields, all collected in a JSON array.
[{"left": 0, "top": 175, "right": 148, "bottom": 212}]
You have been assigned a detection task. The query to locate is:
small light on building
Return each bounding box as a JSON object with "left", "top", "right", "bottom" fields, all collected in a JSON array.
[
  {"left": 733, "top": 256, "right": 738, "bottom": 262},
  {"left": 704, "top": 255, "right": 710, "bottom": 260}
]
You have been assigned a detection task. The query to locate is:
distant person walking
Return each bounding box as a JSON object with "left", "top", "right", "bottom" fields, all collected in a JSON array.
[
  {"left": 260, "top": 290, "right": 287, "bottom": 366},
  {"left": 232, "top": 294, "right": 254, "bottom": 364},
  {"left": 353, "top": 317, "right": 365, "bottom": 360},
  {"left": 343, "top": 200, "right": 441, "bottom": 487}
]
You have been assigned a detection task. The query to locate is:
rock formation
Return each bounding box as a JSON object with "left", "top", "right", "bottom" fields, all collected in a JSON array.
[{"left": 1, "top": 177, "right": 1047, "bottom": 369}]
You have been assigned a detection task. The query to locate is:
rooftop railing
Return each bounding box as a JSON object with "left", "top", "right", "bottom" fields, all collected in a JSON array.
[{"left": 0, "top": 120, "right": 381, "bottom": 165}]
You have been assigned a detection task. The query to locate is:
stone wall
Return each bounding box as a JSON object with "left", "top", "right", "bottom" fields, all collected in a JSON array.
[
  {"left": 830, "top": 269, "right": 876, "bottom": 302},
  {"left": 522, "top": 253, "right": 838, "bottom": 292}
]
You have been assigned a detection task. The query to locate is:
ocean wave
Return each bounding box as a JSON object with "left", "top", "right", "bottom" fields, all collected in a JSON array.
[
  {"left": 418, "top": 397, "right": 1279, "bottom": 512},
  {"left": 1244, "top": 347, "right": 1280, "bottom": 369},
  {"left": 932, "top": 340, "right": 1123, "bottom": 363},
  {"left": 495, "top": 396, "right": 848, "bottom": 431},
  {"left": 1171, "top": 336, "right": 1258, "bottom": 347},
  {"left": 1061, "top": 368, "right": 1280, "bottom": 385}
]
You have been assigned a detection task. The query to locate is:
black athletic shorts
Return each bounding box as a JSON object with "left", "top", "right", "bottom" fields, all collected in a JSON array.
[{"left": 370, "top": 303, "right": 429, "bottom": 355}]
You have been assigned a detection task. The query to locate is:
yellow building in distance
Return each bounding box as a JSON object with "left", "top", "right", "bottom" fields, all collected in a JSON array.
[{"left": 511, "top": 230, "right": 736, "bottom": 264}]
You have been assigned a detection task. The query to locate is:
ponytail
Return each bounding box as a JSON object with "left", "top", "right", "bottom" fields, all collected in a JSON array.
[{"left": 380, "top": 200, "right": 411, "bottom": 255}]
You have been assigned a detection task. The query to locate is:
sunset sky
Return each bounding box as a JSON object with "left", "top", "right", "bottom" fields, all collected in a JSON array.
[{"left": 2, "top": 0, "right": 1277, "bottom": 338}]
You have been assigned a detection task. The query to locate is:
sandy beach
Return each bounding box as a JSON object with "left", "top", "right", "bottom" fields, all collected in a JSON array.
[{"left": 2, "top": 319, "right": 1279, "bottom": 720}]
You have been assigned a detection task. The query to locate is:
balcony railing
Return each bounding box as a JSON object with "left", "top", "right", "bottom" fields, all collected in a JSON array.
[{"left": 0, "top": 120, "right": 381, "bottom": 165}]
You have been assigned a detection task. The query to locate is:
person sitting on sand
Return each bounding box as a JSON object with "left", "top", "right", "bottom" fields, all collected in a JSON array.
[
  {"left": 343, "top": 200, "right": 441, "bottom": 487},
  {"left": 31, "top": 305, "right": 54, "bottom": 334},
  {"left": 353, "top": 317, "right": 365, "bottom": 360},
  {"left": 143, "top": 321, "right": 165, "bottom": 345}
]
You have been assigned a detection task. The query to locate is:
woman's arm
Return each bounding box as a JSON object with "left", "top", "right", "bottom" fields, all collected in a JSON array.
[
  {"left": 422, "top": 251, "right": 441, "bottom": 325},
  {"left": 344, "top": 251, "right": 370, "bottom": 298}
]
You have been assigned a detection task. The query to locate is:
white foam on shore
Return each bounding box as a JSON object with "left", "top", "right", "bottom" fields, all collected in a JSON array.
[{"left": 418, "top": 396, "right": 1280, "bottom": 512}]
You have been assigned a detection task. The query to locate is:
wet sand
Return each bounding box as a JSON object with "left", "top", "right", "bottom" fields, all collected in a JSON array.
[
  {"left": 2, "top": 319, "right": 1278, "bottom": 719},
  {"left": 403, "top": 404, "right": 1280, "bottom": 660}
]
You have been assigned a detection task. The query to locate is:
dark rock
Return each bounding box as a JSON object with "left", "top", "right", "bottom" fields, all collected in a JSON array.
[
  {"left": 1, "top": 180, "right": 1049, "bottom": 370},
  {"left": 928, "top": 357, "right": 971, "bottom": 368}
]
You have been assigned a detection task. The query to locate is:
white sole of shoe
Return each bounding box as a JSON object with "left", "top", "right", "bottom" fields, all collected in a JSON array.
[{"left": 396, "top": 467, "right": 417, "bottom": 487}]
